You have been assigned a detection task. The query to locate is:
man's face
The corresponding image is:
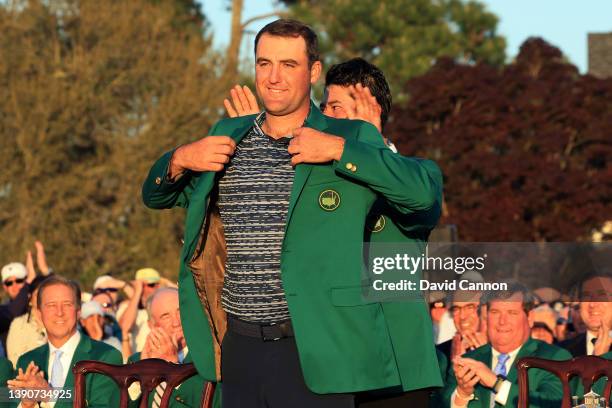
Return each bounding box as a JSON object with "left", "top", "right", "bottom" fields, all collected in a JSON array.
[
  {"left": 450, "top": 300, "right": 481, "bottom": 335},
  {"left": 149, "top": 291, "right": 184, "bottom": 348},
  {"left": 3, "top": 277, "right": 25, "bottom": 300},
  {"left": 487, "top": 293, "right": 533, "bottom": 353},
  {"left": 321, "top": 85, "right": 355, "bottom": 119},
  {"left": 255, "top": 34, "right": 321, "bottom": 117},
  {"left": 39, "top": 284, "right": 79, "bottom": 343},
  {"left": 579, "top": 276, "right": 612, "bottom": 333}
]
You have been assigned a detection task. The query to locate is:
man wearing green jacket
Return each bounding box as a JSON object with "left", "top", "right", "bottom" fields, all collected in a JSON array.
[
  {"left": 442, "top": 283, "right": 571, "bottom": 407},
  {"left": 225, "top": 57, "right": 444, "bottom": 406},
  {"left": 143, "top": 19, "right": 442, "bottom": 407},
  {"left": 7, "top": 276, "right": 121, "bottom": 408}
]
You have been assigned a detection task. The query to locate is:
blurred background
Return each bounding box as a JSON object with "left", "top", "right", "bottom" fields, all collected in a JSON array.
[{"left": 0, "top": 0, "right": 610, "bottom": 285}]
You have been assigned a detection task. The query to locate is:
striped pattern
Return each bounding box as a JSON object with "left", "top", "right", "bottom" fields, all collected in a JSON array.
[{"left": 218, "top": 114, "right": 294, "bottom": 323}]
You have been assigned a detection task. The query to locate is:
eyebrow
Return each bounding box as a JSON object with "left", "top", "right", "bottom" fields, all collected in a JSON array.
[{"left": 256, "top": 57, "right": 300, "bottom": 65}]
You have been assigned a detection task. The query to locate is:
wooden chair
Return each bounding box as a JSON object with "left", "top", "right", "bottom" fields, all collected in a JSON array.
[
  {"left": 73, "top": 358, "right": 216, "bottom": 408},
  {"left": 517, "top": 355, "right": 612, "bottom": 408}
]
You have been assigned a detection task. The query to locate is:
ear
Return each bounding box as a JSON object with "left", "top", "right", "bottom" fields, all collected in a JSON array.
[
  {"left": 310, "top": 60, "right": 322, "bottom": 85},
  {"left": 527, "top": 310, "right": 535, "bottom": 328}
]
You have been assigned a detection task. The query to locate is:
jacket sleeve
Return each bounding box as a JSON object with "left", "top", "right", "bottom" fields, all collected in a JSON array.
[
  {"left": 333, "top": 121, "right": 443, "bottom": 230},
  {"left": 141, "top": 122, "right": 220, "bottom": 210}
]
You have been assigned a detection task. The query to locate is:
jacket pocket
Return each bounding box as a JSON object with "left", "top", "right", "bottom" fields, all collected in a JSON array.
[{"left": 330, "top": 285, "right": 377, "bottom": 306}]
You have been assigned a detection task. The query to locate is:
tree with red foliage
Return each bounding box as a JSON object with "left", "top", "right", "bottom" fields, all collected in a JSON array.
[{"left": 387, "top": 38, "right": 611, "bottom": 241}]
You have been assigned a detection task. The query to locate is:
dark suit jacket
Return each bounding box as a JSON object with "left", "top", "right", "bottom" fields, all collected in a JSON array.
[
  {"left": 442, "top": 338, "right": 572, "bottom": 407},
  {"left": 559, "top": 332, "right": 612, "bottom": 357},
  {"left": 559, "top": 332, "right": 588, "bottom": 357}
]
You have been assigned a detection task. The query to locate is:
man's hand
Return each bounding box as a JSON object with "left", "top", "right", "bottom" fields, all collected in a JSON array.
[
  {"left": 35, "top": 241, "right": 51, "bottom": 276},
  {"left": 346, "top": 84, "right": 382, "bottom": 133},
  {"left": 224, "top": 85, "right": 259, "bottom": 118},
  {"left": 451, "top": 334, "right": 468, "bottom": 360},
  {"left": 462, "top": 331, "right": 488, "bottom": 351},
  {"left": 593, "top": 322, "right": 611, "bottom": 356},
  {"left": 25, "top": 251, "right": 36, "bottom": 284},
  {"left": 453, "top": 359, "right": 480, "bottom": 403},
  {"left": 455, "top": 357, "right": 497, "bottom": 388},
  {"left": 288, "top": 128, "right": 345, "bottom": 166},
  {"left": 146, "top": 328, "right": 178, "bottom": 363},
  {"left": 169, "top": 136, "right": 236, "bottom": 178},
  {"left": 8, "top": 362, "right": 51, "bottom": 407}
]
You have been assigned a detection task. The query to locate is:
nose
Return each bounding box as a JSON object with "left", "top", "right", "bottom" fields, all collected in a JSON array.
[
  {"left": 57, "top": 305, "right": 64, "bottom": 316},
  {"left": 269, "top": 64, "right": 281, "bottom": 84}
]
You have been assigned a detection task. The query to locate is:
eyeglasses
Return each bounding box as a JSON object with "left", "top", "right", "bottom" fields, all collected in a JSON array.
[
  {"left": 3, "top": 278, "right": 25, "bottom": 287},
  {"left": 449, "top": 304, "right": 480, "bottom": 315},
  {"left": 94, "top": 287, "right": 118, "bottom": 294},
  {"left": 429, "top": 301, "right": 446, "bottom": 310}
]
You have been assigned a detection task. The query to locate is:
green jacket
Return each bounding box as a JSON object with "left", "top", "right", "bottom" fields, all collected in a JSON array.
[
  {"left": 14, "top": 334, "right": 122, "bottom": 408},
  {"left": 363, "top": 157, "right": 443, "bottom": 391},
  {"left": 142, "top": 103, "right": 443, "bottom": 393},
  {"left": 0, "top": 357, "right": 14, "bottom": 408},
  {"left": 127, "top": 352, "right": 221, "bottom": 408},
  {"left": 442, "top": 338, "right": 572, "bottom": 407}
]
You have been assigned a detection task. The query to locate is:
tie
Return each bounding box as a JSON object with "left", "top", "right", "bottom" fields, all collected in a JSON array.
[
  {"left": 494, "top": 353, "right": 510, "bottom": 376},
  {"left": 50, "top": 350, "right": 64, "bottom": 387},
  {"left": 490, "top": 353, "right": 510, "bottom": 408},
  {"left": 152, "top": 381, "right": 167, "bottom": 408}
]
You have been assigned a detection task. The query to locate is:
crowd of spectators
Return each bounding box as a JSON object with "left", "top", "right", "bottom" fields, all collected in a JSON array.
[{"left": 0, "top": 242, "right": 609, "bottom": 407}]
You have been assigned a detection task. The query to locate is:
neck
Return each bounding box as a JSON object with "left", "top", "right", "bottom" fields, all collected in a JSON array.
[
  {"left": 48, "top": 329, "right": 77, "bottom": 349},
  {"left": 263, "top": 102, "right": 310, "bottom": 139}
]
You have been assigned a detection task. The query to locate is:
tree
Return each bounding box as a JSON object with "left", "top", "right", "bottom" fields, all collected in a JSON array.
[
  {"left": 387, "top": 38, "right": 612, "bottom": 242},
  {"left": 0, "top": 0, "right": 229, "bottom": 284},
  {"left": 281, "top": 0, "right": 506, "bottom": 101}
]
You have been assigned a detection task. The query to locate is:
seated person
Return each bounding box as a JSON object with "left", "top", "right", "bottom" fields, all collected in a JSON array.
[
  {"left": 560, "top": 274, "right": 612, "bottom": 357},
  {"left": 128, "top": 288, "right": 220, "bottom": 408},
  {"left": 7, "top": 276, "right": 122, "bottom": 408},
  {"left": 442, "top": 283, "right": 572, "bottom": 407}
]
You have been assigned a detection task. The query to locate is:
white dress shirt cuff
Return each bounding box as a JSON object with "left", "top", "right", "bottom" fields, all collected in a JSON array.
[
  {"left": 494, "top": 380, "right": 512, "bottom": 405},
  {"left": 451, "top": 388, "right": 474, "bottom": 407}
]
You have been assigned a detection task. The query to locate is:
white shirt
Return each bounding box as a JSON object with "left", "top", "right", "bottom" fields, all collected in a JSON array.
[
  {"left": 19, "top": 331, "right": 82, "bottom": 408},
  {"left": 451, "top": 344, "right": 522, "bottom": 407},
  {"left": 47, "top": 331, "right": 81, "bottom": 388},
  {"left": 586, "top": 331, "right": 596, "bottom": 356}
]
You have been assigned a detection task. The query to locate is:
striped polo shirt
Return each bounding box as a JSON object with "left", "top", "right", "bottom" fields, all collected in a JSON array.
[{"left": 218, "top": 113, "right": 294, "bottom": 323}]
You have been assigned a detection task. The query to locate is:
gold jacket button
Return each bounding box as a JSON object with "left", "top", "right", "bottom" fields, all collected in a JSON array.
[
  {"left": 345, "top": 162, "right": 353, "bottom": 170},
  {"left": 351, "top": 164, "right": 357, "bottom": 172},
  {"left": 155, "top": 176, "right": 162, "bottom": 185}
]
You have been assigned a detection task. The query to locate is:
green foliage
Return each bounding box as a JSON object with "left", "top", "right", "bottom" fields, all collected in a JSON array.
[
  {"left": 282, "top": 0, "right": 506, "bottom": 101},
  {"left": 0, "top": 0, "right": 229, "bottom": 285}
]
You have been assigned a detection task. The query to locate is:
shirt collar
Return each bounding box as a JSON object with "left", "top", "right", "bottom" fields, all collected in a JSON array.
[
  {"left": 49, "top": 330, "right": 81, "bottom": 355},
  {"left": 178, "top": 346, "right": 189, "bottom": 363},
  {"left": 252, "top": 104, "right": 312, "bottom": 138},
  {"left": 492, "top": 343, "right": 522, "bottom": 360}
]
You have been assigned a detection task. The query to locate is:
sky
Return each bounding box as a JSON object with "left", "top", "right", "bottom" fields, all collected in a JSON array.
[{"left": 199, "top": 0, "right": 612, "bottom": 73}]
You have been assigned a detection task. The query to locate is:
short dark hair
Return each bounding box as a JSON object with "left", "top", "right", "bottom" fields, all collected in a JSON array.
[
  {"left": 254, "top": 19, "right": 319, "bottom": 66},
  {"left": 325, "top": 58, "right": 392, "bottom": 130},
  {"left": 37, "top": 275, "right": 82, "bottom": 309},
  {"left": 482, "top": 282, "right": 535, "bottom": 315}
]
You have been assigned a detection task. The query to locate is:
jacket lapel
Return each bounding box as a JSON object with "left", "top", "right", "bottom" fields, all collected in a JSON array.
[
  {"left": 63, "top": 334, "right": 92, "bottom": 390},
  {"left": 285, "top": 103, "right": 328, "bottom": 233},
  {"left": 472, "top": 345, "right": 493, "bottom": 407},
  {"left": 506, "top": 337, "right": 538, "bottom": 384}
]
